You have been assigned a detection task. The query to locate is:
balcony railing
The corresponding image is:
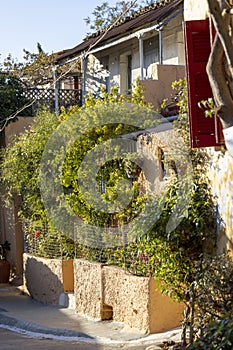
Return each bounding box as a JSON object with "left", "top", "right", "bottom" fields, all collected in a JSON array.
[{"left": 21, "top": 88, "right": 82, "bottom": 115}]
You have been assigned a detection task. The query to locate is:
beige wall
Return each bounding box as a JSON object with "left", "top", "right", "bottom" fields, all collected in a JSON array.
[
  {"left": 73, "top": 259, "right": 103, "bottom": 319},
  {"left": 5, "top": 116, "right": 34, "bottom": 145},
  {"left": 140, "top": 65, "right": 185, "bottom": 109},
  {"left": 0, "top": 117, "right": 34, "bottom": 277},
  {"left": 207, "top": 149, "right": 233, "bottom": 254},
  {"left": 184, "top": 0, "right": 209, "bottom": 21}
]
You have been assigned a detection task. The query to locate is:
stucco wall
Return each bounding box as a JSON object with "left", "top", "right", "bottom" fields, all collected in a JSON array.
[
  {"left": 184, "top": 0, "right": 209, "bottom": 21},
  {"left": 23, "top": 254, "right": 73, "bottom": 305},
  {"left": 140, "top": 65, "right": 185, "bottom": 109},
  {"left": 74, "top": 259, "right": 184, "bottom": 334},
  {"left": 5, "top": 116, "right": 34, "bottom": 145},
  {"left": 207, "top": 149, "right": 233, "bottom": 254},
  {"left": 0, "top": 117, "right": 34, "bottom": 276}
]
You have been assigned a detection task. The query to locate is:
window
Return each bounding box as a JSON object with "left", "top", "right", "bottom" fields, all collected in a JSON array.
[
  {"left": 143, "top": 35, "right": 159, "bottom": 76},
  {"left": 99, "top": 55, "right": 110, "bottom": 92},
  {"left": 127, "top": 55, "right": 132, "bottom": 92}
]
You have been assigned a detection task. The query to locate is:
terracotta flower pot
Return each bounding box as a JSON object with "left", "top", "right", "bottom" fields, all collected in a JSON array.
[{"left": 0, "top": 260, "right": 10, "bottom": 283}]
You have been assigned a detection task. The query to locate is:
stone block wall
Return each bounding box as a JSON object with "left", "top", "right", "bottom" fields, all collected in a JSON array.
[
  {"left": 23, "top": 253, "right": 74, "bottom": 305},
  {"left": 73, "top": 259, "right": 103, "bottom": 319},
  {"left": 74, "top": 259, "right": 184, "bottom": 334},
  {"left": 103, "top": 265, "right": 150, "bottom": 333}
]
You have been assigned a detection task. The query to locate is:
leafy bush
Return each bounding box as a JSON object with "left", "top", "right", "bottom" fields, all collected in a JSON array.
[
  {"left": 1, "top": 84, "right": 150, "bottom": 258},
  {"left": 1, "top": 108, "right": 60, "bottom": 222},
  {"left": 0, "top": 81, "right": 217, "bottom": 307},
  {"left": 189, "top": 313, "right": 233, "bottom": 350},
  {"left": 194, "top": 254, "right": 233, "bottom": 330}
]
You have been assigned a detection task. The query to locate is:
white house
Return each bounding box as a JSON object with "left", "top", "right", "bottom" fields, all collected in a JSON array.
[{"left": 56, "top": 0, "right": 185, "bottom": 108}]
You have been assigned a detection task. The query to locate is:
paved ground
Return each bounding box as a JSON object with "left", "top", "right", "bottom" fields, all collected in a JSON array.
[
  {"left": 0, "top": 328, "right": 166, "bottom": 350},
  {"left": 0, "top": 284, "right": 182, "bottom": 349}
]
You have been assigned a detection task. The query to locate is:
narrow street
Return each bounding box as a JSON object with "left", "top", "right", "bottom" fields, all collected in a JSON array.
[{"left": 0, "top": 329, "right": 161, "bottom": 350}]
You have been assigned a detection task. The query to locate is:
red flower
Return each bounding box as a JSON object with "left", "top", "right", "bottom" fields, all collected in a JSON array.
[{"left": 35, "top": 231, "right": 41, "bottom": 237}]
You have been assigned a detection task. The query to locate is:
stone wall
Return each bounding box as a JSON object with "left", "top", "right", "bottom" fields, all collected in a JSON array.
[
  {"left": 23, "top": 253, "right": 74, "bottom": 305},
  {"left": 103, "top": 265, "right": 150, "bottom": 333},
  {"left": 74, "top": 259, "right": 184, "bottom": 334},
  {"left": 73, "top": 259, "right": 103, "bottom": 319}
]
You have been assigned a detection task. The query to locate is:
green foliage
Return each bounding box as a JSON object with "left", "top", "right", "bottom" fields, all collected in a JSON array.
[
  {"left": 189, "top": 313, "right": 233, "bottom": 350},
  {"left": 1, "top": 109, "right": 60, "bottom": 222},
  {"left": 0, "top": 80, "right": 217, "bottom": 311},
  {"left": 194, "top": 254, "right": 233, "bottom": 330},
  {"left": 25, "top": 222, "right": 76, "bottom": 260},
  {"left": 2, "top": 46, "right": 80, "bottom": 89},
  {"left": 84, "top": 0, "right": 155, "bottom": 34},
  {"left": 103, "top": 173, "right": 216, "bottom": 302},
  {"left": 2, "top": 50, "right": 56, "bottom": 88},
  {"left": 198, "top": 97, "right": 216, "bottom": 118},
  {"left": 1, "top": 83, "right": 149, "bottom": 258},
  {"left": 0, "top": 73, "right": 28, "bottom": 129}
]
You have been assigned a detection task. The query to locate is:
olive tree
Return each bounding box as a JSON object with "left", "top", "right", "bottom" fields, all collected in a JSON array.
[{"left": 206, "top": 0, "right": 233, "bottom": 129}]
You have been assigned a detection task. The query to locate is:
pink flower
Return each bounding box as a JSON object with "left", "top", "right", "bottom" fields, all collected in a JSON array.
[{"left": 141, "top": 253, "right": 149, "bottom": 261}]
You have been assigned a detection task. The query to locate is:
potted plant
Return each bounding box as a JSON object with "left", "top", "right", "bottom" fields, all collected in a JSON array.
[{"left": 0, "top": 240, "right": 11, "bottom": 283}]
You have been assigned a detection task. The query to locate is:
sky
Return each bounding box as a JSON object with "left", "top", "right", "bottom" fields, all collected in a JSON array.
[{"left": 0, "top": 0, "right": 118, "bottom": 62}]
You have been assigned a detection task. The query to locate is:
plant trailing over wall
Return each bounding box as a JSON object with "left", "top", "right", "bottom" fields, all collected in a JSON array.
[
  {"left": 1, "top": 78, "right": 217, "bottom": 298},
  {"left": 0, "top": 82, "right": 149, "bottom": 258},
  {"left": 1, "top": 108, "right": 60, "bottom": 223},
  {"left": 1, "top": 79, "right": 223, "bottom": 347}
]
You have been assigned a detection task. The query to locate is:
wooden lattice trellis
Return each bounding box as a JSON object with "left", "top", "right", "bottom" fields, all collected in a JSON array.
[{"left": 21, "top": 88, "right": 82, "bottom": 115}]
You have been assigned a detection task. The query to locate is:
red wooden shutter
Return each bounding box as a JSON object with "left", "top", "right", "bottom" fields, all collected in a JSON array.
[{"left": 184, "top": 18, "right": 224, "bottom": 148}]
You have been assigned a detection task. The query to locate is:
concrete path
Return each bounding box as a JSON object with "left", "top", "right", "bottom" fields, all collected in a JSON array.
[{"left": 0, "top": 284, "right": 182, "bottom": 348}]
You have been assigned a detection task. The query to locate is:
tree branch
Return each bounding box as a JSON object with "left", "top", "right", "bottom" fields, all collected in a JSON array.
[
  {"left": 206, "top": 0, "right": 233, "bottom": 128},
  {"left": 207, "top": 0, "right": 233, "bottom": 77},
  {"left": 207, "top": 33, "right": 233, "bottom": 128}
]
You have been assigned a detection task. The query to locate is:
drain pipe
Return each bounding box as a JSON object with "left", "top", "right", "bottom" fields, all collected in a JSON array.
[
  {"left": 52, "top": 66, "right": 59, "bottom": 116},
  {"left": 138, "top": 34, "right": 144, "bottom": 80},
  {"left": 159, "top": 29, "right": 163, "bottom": 65},
  {"left": 82, "top": 55, "right": 88, "bottom": 105}
]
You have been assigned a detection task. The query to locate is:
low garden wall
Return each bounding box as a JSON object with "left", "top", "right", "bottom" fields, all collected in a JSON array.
[
  {"left": 74, "top": 259, "right": 185, "bottom": 334},
  {"left": 23, "top": 254, "right": 184, "bottom": 333},
  {"left": 23, "top": 253, "right": 74, "bottom": 305}
]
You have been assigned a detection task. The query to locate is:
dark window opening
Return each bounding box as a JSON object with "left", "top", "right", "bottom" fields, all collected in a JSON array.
[{"left": 127, "top": 55, "right": 132, "bottom": 92}]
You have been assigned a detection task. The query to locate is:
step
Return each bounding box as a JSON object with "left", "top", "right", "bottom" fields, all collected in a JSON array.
[{"left": 59, "top": 292, "right": 76, "bottom": 310}]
